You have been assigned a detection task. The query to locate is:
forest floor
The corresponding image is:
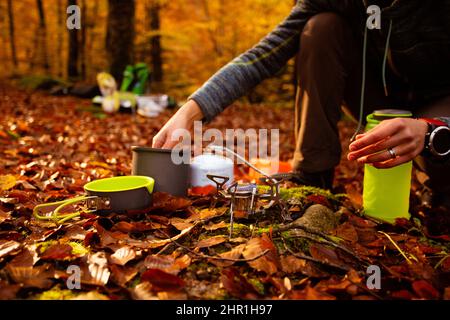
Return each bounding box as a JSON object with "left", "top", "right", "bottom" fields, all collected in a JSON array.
[{"left": 0, "top": 83, "right": 449, "bottom": 300}]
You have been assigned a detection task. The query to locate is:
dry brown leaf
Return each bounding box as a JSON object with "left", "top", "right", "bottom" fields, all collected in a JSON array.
[
  {"left": 144, "top": 254, "right": 191, "bottom": 275},
  {"left": 210, "top": 244, "right": 246, "bottom": 268},
  {"left": 110, "top": 264, "right": 138, "bottom": 287},
  {"left": 0, "top": 241, "right": 21, "bottom": 260},
  {"left": 109, "top": 246, "right": 136, "bottom": 266},
  {"left": 0, "top": 210, "right": 12, "bottom": 224},
  {"left": 242, "top": 234, "right": 279, "bottom": 275},
  {"left": 203, "top": 221, "right": 228, "bottom": 231},
  {"left": 0, "top": 175, "right": 16, "bottom": 191},
  {"left": 126, "top": 225, "right": 195, "bottom": 249},
  {"left": 196, "top": 235, "right": 227, "bottom": 248},
  {"left": 170, "top": 218, "right": 194, "bottom": 231},
  {"left": 130, "top": 282, "right": 158, "bottom": 300},
  {"left": 198, "top": 207, "right": 227, "bottom": 220}
]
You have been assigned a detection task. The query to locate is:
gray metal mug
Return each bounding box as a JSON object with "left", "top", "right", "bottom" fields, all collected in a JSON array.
[{"left": 131, "top": 146, "right": 190, "bottom": 197}]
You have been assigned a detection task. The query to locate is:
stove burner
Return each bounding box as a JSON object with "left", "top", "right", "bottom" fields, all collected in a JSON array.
[{"left": 207, "top": 174, "right": 291, "bottom": 238}]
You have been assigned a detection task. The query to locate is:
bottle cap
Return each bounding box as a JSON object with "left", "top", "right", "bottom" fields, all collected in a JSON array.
[{"left": 373, "top": 109, "right": 412, "bottom": 121}]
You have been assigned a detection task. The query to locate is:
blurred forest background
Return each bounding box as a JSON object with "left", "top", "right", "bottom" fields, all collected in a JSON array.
[{"left": 0, "top": 0, "right": 296, "bottom": 104}]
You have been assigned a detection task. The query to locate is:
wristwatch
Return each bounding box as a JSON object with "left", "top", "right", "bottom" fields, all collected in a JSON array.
[{"left": 420, "top": 118, "right": 450, "bottom": 159}]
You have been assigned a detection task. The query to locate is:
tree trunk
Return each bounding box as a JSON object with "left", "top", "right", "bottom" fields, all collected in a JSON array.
[
  {"left": 106, "top": 0, "right": 135, "bottom": 83},
  {"left": 80, "top": 0, "right": 87, "bottom": 79},
  {"left": 36, "top": 0, "right": 50, "bottom": 71},
  {"left": 87, "top": 0, "right": 99, "bottom": 79},
  {"left": 7, "top": 0, "right": 18, "bottom": 67},
  {"left": 57, "top": 0, "right": 64, "bottom": 77},
  {"left": 149, "top": 0, "right": 163, "bottom": 82},
  {"left": 67, "top": 0, "right": 79, "bottom": 79}
]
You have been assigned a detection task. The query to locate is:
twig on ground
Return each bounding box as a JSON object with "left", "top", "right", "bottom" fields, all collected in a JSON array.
[
  {"left": 378, "top": 231, "right": 418, "bottom": 264},
  {"left": 276, "top": 223, "right": 367, "bottom": 265}
]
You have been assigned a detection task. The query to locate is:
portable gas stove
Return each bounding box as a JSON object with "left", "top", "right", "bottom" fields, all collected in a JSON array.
[{"left": 207, "top": 174, "right": 291, "bottom": 238}]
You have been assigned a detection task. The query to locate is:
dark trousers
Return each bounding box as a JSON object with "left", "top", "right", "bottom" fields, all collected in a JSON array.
[{"left": 293, "top": 12, "right": 450, "bottom": 192}]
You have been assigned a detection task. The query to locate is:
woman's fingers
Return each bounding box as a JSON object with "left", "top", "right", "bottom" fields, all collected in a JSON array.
[
  {"left": 348, "top": 134, "right": 407, "bottom": 161},
  {"left": 349, "top": 119, "right": 403, "bottom": 151},
  {"left": 152, "top": 131, "right": 166, "bottom": 148},
  {"left": 359, "top": 142, "right": 416, "bottom": 164},
  {"left": 373, "top": 154, "right": 411, "bottom": 169}
]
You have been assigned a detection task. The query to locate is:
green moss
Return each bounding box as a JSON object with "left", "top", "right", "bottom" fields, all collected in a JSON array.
[
  {"left": 229, "top": 223, "right": 251, "bottom": 238},
  {"left": 279, "top": 236, "right": 310, "bottom": 254},
  {"left": 35, "top": 286, "right": 76, "bottom": 300},
  {"left": 37, "top": 240, "right": 57, "bottom": 254},
  {"left": 187, "top": 261, "right": 211, "bottom": 273},
  {"left": 255, "top": 224, "right": 279, "bottom": 235},
  {"left": 68, "top": 242, "right": 89, "bottom": 256},
  {"left": 248, "top": 278, "right": 265, "bottom": 295},
  {"left": 258, "top": 185, "right": 346, "bottom": 203}
]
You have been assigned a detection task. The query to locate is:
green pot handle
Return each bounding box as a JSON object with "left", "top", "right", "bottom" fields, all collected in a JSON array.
[{"left": 33, "top": 195, "right": 107, "bottom": 224}]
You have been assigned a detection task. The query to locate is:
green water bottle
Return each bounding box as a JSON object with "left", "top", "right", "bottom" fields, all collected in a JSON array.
[{"left": 363, "top": 109, "right": 413, "bottom": 224}]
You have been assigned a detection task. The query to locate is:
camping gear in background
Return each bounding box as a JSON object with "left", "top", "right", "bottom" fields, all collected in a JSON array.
[
  {"left": 137, "top": 94, "right": 176, "bottom": 118},
  {"left": 33, "top": 176, "right": 154, "bottom": 224},
  {"left": 131, "top": 146, "right": 190, "bottom": 197},
  {"left": 94, "top": 72, "right": 138, "bottom": 114},
  {"left": 97, "top": 72, "right": 117, "bottom": 97},
  {"left": 363, "top": 109, "right": 413, "bottom": 224},
  {"left": 93, "top": 66, "right": 173, "bottom": 117},
  {"left": 120, "top": 63, "right": 150, "bottom": 95}
]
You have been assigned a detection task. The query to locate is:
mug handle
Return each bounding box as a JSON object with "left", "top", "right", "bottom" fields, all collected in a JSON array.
[{"left": 33, "top": 195, "right": 105, "bottom": 224}]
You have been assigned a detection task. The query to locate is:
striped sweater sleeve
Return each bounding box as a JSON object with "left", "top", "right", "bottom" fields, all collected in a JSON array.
[
  {"left": 189, "top": 3, "right": 307, "bottom": 122},
  {"left": 189, "top": 0, "right": 359, "bottom": 122}
]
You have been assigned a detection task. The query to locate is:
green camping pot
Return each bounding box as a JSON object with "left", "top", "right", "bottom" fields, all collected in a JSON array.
[
  {"left": 33, "top": 176, "right": 155, "bottom": 224},
  {"left": 363, "top": 109, "right": 413, "bottom": 224}
]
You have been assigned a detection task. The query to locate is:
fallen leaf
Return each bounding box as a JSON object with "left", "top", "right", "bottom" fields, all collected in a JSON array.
[
  {"left": 109, "top": 246, "right": 136, "bottom": 266},
  {"left": 0, "top": 281, "right": 21, "bottom": 300},
  {"left": 309, "top": 244, "right": 348, "bottom": 269},
  {"left": 305, "top": 286, "right": 336, "bottom": 300},
  {"left": 0, "top": 240, "right": 21, "bottom": 260},
  {"left": 141, "top": 268, "right": 185, "bottom": 292},
  {"left": 144, "top": 254, "right": 191, "bottom": 275},
  {"left": 40, "top": 244, "right": 73, "bottom": 260},
  {"left": 0, "top": 210, "right": 11, "bottom": 224},
  {"left": 150, "top": 192, "right": 192, "bottom": 212},
  {"left": 110, "top": 264, "right": 138, "bottom": 287},
  {"left": 170, "top": 218, "right": 194, "bottom": 231},
  {"left": 129, "top": 282, "right": 157, "bottom": 300},
  {"left": 7, "top": 264, "right": 54, "bottom": 289},
  {"left": 71, "top": 291, "right": 110, "bottom": 300},
  {"left": 211, "top": 244, "right": 246, "bottom": 267},
  {"left": 198, "top": 207, "right": 227, "bottom": 220},
  {"left": 196, "top": 235, "right": 227, "bottom": 248},
  {"left": 220, "top": 268, "right": 260, "bottom": 299},
  {"left": 280, "top": 255, "right": 328, "bottom": 278},
  {"left": 334, "top": 222, "right": 359, "bottom": 242},
  {"left": 412, "top": 280, "right": 439, "bottom": 300},
  {"left": 0, "top": 175, "right": 16, "bottom": 191},
  {"left": 242, "top": 234, "right": 279, "bottom": 275},
  {"left": 203, "top": 221, "right": 228, "bottom": 231},
  {"left": 157, "top": 291, "right": 188, "bottom": 300}
]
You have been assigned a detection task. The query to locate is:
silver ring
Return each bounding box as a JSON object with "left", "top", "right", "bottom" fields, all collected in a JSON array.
[{"left": 387, "top": 147, "right": 397, "bottom": 159}]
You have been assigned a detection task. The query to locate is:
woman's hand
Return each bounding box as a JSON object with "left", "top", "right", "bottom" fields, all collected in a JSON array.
[
  {"left": 347, "top": 118, "right": 428, "bottom": 169},
  {"left": 152, "top": 100, "right": 204, "bottom": 149}
]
